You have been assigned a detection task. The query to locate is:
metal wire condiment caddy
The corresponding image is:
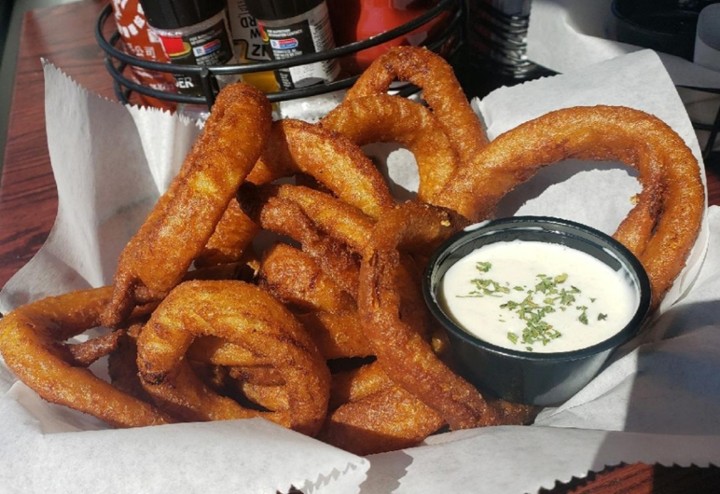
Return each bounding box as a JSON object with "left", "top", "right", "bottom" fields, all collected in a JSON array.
[{"left": 95, "top": 0, "right": 463, "bottom": 110}]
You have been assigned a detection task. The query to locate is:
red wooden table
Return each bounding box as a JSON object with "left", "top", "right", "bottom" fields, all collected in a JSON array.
[{"left": 1, "top": 1, "right": 719, "bottom": 492}]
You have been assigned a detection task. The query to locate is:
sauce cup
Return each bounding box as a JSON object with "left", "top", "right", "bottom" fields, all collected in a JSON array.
[{"left": 423, "top": 216, "right": 652, "bottom": 406}]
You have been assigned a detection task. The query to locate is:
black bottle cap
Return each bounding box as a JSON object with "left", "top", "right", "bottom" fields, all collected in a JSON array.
[
  {"left": 245, "top": 0, "right": 325, "bottom": 21},
  {"left": 139, "top": 0, "right": 226, "bottom": 30}
]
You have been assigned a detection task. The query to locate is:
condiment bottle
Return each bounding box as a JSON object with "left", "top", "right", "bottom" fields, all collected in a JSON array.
[
  {"left": 226, "top": 0, "right": 280, "bottom": 94},
  {"left": 465, "top": 0, "right": 538, "bottom": 80},
  {"left": 139, "top": 0, "right": 239, "bottom": 97},
  {"left": 110, "top": 0, "right": 177, "bottom": 110},
  {"left": 244, "top": 0, "right": 340, "bottom": 90},
  {"left": 327, "top": 0, "right": 451, "bottom": 74}
]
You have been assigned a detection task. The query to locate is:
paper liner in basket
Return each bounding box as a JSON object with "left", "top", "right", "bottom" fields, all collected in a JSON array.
[{"left": 0, "top": 50, "right": 719, "bottom": 494}]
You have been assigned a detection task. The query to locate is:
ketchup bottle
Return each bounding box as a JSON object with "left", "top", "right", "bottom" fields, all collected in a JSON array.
[{"left": 328, "top": 0, "right": 450, "bottom": 73}]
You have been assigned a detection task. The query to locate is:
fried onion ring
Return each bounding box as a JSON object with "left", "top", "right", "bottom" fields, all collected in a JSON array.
[
  {"left": 320, "top": 383, "right": 445, "bottom": 455},
  {"left": 259, "top": 243, "right": 356, "bottom": 313},
  {"left": 103, "top": 83, "right": 272, "bottom": 326},
  {"left": 321, "top": 93, "right": 461, "bottom": 202},
  {"left": 195, "top": 198, "right": 259, "bottom": 268},
  {"left": 436, "top": 105, "right": 705, "bottom": 307},
  {"left": 249, "top": 119, "right": 394, "bottom": 219},
  {"left": 63, "top": 329, "right": 123, "bottom": 367},
  {"left": 359, "top": 201, "right": 520, "bottom": 429},
  {"left": 345, "top": 46, "right": 488, "bottom": 166},
  {"left": 242, "top": 183, "right": 376, "bottom": 252},
  {"left": 259, "top": 244, "right": 373, "bottom": 359},
  {"left": 0, "top": 287, "right": 171, "bottom": 427},
  {"left": 136, "top": 280, "right": 330, "bottom": 436},
  {"left": 249, "top": 193, "right": 363, "bottom": 297}
]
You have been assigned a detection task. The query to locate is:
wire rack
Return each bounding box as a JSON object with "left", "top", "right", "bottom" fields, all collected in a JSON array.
[{"left": 95, "top": 0, "right": 463, "bottom": 110}]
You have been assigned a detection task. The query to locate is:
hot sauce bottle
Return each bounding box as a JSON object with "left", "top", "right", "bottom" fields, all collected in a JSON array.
[
  {"left": 139, "top": 0, "right": 239, "bottom": 97},
  {"left": 110, "top": 0, "right": 177, "bottom": 110},
  {"left": 327, "top": 0, "right": 451, "bottom": 74}
]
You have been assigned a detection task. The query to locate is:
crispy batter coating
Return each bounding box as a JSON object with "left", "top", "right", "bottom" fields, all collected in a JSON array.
[
  {"left": 319, "top": 362, "right": 444, "bottom": 455},
  {"left": 437, "top": 105, "right": 705, "bottom": 307},
  {"left": 358, "top": 201, "right": 496, "bottom": 429},
  {"left": 186, "top": 336, "right": 272, "bottom": 368},
  {"left": 244, "top": 183, "right": 376, "bottom": 252},
  {"left": 320, "top": 384, "right": 445, "bottom": 455},
  {"left": 346, "top": 46, "right": 488, "bottom": 167},
  {"left": 103, "top": 83, "right": 272, "bottom": 326},
  {"left": 253, "top": 194, "right": 363, "bottom": 297},
  {"left": 63, "top": 329, "right": 123, "bottom": 367},
  {"left": 251, "top": 119, "right": 395, "bottom": 219},
  {"left": 136, "top": 280, "right": 330, "bottom": 436},
  {"left": 321, "top": 93, "right": 461, "bottom": 202},
  {"left": 195, "top": 198, "right": 259, "bottom": 268},
  {"left": 0, "top": 287, "right": 170, "bottom": 427},
  {"left": 260, "top": 243, "right": 356, "bottom": 313},
  {"left": 298, "top": 311, "right": 373, "bottom": 360}
]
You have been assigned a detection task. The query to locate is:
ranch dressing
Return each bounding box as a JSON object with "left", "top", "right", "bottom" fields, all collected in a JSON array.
[{"left": 439, "top": 240, "right": 638, "bottom": 353}]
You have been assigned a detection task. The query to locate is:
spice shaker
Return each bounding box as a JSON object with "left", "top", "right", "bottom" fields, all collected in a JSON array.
[
  {"left": 245, "top": 0, "right": 340, "bottom": 90},
  {"left": 139, "top": 0, "right": 239, "bottom": 96}
]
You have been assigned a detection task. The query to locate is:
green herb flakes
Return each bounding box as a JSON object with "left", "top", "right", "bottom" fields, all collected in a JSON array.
[{"left": 462, "top": 261, "right": 607, "bottom": 350}]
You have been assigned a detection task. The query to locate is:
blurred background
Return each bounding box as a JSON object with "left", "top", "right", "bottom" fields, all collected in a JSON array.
[{"left": 0, "top": 0, "right": 78, "bottom": 173}]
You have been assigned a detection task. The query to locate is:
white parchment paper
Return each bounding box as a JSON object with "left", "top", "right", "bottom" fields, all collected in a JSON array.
[{"left": 1, "top": 50, "right": 720, "bottom": 493}]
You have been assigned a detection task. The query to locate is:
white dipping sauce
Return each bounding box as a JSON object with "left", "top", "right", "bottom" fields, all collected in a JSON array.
[{"left": 439, "top": 240, "right": 638, "bottom": 353}]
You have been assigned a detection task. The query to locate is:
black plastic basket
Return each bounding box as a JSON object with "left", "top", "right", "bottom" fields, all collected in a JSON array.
[{"left": 95, "top": 0, "right": 463, "bottom": 110}]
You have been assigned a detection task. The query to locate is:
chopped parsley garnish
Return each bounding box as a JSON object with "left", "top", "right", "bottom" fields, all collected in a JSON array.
[
  {"left": 476, "top": 261, "right": 492, "bottom": 273},
  {"left": 461, "top": 261, "right": 608, "bottom": 350}
]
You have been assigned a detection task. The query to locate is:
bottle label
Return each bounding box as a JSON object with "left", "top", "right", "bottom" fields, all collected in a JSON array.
[
  {"left": 155, "top": 15, "right": 236, "bottom": 95},
  {"left": 259, "top": 3, "right": 339, "bottom": 90},
  {"left": 111, "top": 0, "right": 176, "bottom": 109},
  {"left": 227, "top": 0, "right": 272, "bottom": 62}
]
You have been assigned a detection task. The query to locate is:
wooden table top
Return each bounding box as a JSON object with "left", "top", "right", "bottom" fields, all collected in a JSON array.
[{"left": 1, "top": 1, "right": 719, "bottom": 492}]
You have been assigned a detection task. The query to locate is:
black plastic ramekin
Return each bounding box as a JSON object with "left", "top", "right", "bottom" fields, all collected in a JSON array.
[{"left": 423, "top": 216, "right": 651, "bottom": 406}]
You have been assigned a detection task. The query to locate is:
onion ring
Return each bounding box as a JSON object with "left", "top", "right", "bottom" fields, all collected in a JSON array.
[
  {"left": 297, "top": 311, "right": 373, "bottom": 360},
  {"left": 102, "top": 83, "right": 272, "bottom": 327},
  {"left": 320, "top": 383, "right": 445, "bottom": 455},
  {"left": 318, "top": 361, "right": 444, "bottom": 454},
  {"left": 136, "top": 280, "right": 330, "bottom": 436},
  {"left": 195, "top": 198, "right": 259, "bottom": 268},
  {"left": 321, "top": 93, "right": 461, "bottom": 202},
  {"left": 436, "top": 105, "right": 704, "bottom": 307},
  {"left": 0, "top": 287, "right": 171, "bottom": 427},
  {"left": 249, "top": 193, "right": 362, "bottom": 297},
  {"left": 62, "top": 329, "right": 123, "bottom": 367},
  {"left": 243, "top": 183, "right": 376, "bottom": 252},
  {"left": 345, "top": 46, "right": 488, "bottom": 167},
  {"left": 259, "top": 243, "right": 373, "bottom": 359},
  {"left": 259, "top": 243, "right": 356, "bottom": 313},
  {"left": 357, "top": 201, "right": 504, "bottom": 429},
  {"left": 248, "top": 119, "right": 394, "bottom": 219}
]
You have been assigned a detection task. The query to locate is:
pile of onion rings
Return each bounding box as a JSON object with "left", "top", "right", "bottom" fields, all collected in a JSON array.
[{"left": 0, "top": 46, "right": 704, "bottom": 455}]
